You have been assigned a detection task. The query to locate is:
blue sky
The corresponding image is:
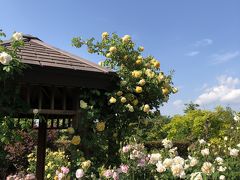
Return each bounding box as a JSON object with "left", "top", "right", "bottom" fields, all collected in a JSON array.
[{"left": 1, "top": 1, "right": 240, "bottom": 115}]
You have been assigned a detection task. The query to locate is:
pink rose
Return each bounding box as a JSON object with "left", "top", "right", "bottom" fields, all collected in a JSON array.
[
  {"left": 103, "top": 169, "right": 113, "bottom": 178},
  {"left": 76, "top": 169, "right": 84, "bottom": 179},
  {"left": 122, "top": 145, "right": 131, "bottom": 153},
  {"left": 120, "top": 164, "right": 129, "bottom": 174},
  {"left": 61, "top": 167, "right": 69, "bottom": 174},
  {"left": 112, "top": 172, "right": 119, "bottom": 180}
]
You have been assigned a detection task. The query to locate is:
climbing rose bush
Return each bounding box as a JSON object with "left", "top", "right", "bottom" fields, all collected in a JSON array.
[{"left": 71, "top": 32, "right": 177, "bottom": 165}]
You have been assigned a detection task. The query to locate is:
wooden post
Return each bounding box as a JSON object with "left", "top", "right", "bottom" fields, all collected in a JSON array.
[
  {"left": 36, "top": 117, "right": 47, "bottom": 180},
  {"left": 36, "top": 87, "right": 47, "bottom": 180},
  {"left": 72, "top": 88, "right": 80, "bottom": 129}
]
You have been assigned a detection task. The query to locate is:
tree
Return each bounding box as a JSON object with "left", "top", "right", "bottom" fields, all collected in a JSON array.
[{"left": 184, "top": 101, "right": 199, "bottom": 113}]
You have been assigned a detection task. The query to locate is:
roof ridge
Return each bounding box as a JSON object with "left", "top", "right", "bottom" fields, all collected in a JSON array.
[{"left": 31, "top": 39, "right": 111, "bottom": 74}]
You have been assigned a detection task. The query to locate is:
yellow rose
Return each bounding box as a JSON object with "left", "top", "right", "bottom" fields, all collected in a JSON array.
[
  {"left": 81, "top": 160, "right": 91, "bottom": 170},
  {"left": 126, "top": 104, "right": 134, "bottom": 112},
  {"left": 109, "top": 97, "right": 117, "bottom": 104},
  {"left": 145, "top": 69, "right": 155, "bottom": 78},
  {"left": 47, "top": 174, "right": 51, "bottom": 179},
  {"left": 132, "top": 70, "right": 142, "bottom": 78},
  {"left": 162, "top": 88, "right": 169, "bottom": 96},
  {"left": 47, "top": 162, "right": 52, "bottom": 167},
  {"left": 106, "top": 53, "right": 112, "bottom": 58},
  {"left": 136, "top": 59, "right": 142, "bottom": 65},
  {"left": 145, "top": 63, "right": 151, "bottom": 68},
  {"left": 116, "top": 91, "right": 123, "bottom": 96},
  {"left": 158, "top": 73, "right": 165, "bottom": 82},
  {"left": 138, "top": 46, "right": 144, "bottom": 52},
  {"left": 138, "top": 79, "right": 146, "bottom": 86},
  {"left": 109, "top": 46, "right": 117, "bottom": 53},
  {"left": 88, "top": 48, "right": 94, "bottom": 53},
  {"left": 96, "top": 122, "right": 105, "bottom": 131},
  {"left": 143, "top": 104, "right": 150, "bottom": 112},
  {"left": 80, "top": 100, "right": 88, "bottom": 109},
  {"left": 150, "top": 58, "right": 157, "bottom": 64},
  {"left": 102, "top": 32, "right": 109, "bottom": 39},
  {"left": 67, "top": 127, "right": 75, "bottom": 134},
  {"left": 54, "top": 176, "right": 58, "bottom": 180},
  {"left": 71, "top": 136, "right": 81, "bottom": 145},
  {"left": 132, "top": 99, "right": 139, "bottom": 106},
  {"left": 172, "top": 87, "right": 178, "bottom": 93},
  {"left": 138, "top": 56, "right": 143, "bottom": 60},
  {"left": 122, "top": 35, "right": 131, "bottom": 43},
  {"left": 135, "top": 86, "right": 142, "bottom": 93},
  {"left": 121, "top": 97, "right": 127, "bottom": 103},
  {"left": 154, "top": 61, "right": 160, "bottom": 68},
  {"left": 120, "top": 80, "right": 127, "bottom": 86}
]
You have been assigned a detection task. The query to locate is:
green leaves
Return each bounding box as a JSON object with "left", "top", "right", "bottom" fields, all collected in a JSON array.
[{"left": 72, "top": 37, "right": 84, "bottom": 48}]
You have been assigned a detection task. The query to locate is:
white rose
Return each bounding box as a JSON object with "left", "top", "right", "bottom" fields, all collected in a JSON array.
[
  {"left": 171, "top": 164, "right": 185, "bottom": 178},
  {"left": 149, "top": 153, "right": 161, "bottom": 164},
  {"left": 0, "top": 52, "right": 12, "bottom": 65},
  {"left": 162, "top": 138, "right": 173, "bottom": 149},
  {"left": 198, "top": 139, "right": 206, "bottom": 144},
  {"left": 184, "top": 164, "right": 190, "bottom": 170},
  {"left": 101, "top": 32, "right": 109, "bottom": 39},
  {"left": 122, "top": 35, "right": 131, "bottom": 43},
  {"left": 217, "top": 166, "right": 226, "bottom": 172},
  {"left": 12, "top": 32, "right": 23, "bottom": 41},
  {"left": 237, "top": 143, "right": 240, "bottom": 148},
  {"left": 219, "top": 175, "right": 226, "bottom": 180},
  {"left": 215, "top": 157, "right": 224, "bottom": 165},
  {"left": 201, "top": 148, "right": 210, "bottom": 156},
  {"left": 98, "top": 61, "right": 104, "bottom": 66},
  {"left": 80, "top": 100, "right": 88, "bottom": 109},
  {"left": 190, "top": 172, "right": 203, "bottom": 180},
  {"left": 201, "top": 162, "right": 215, "bottom": 175},
  {"left": 229, "top": 148, "right": 239, "bottom": 157},
  {"left": 234, "top": 115, "right": 240, "bottom": 122},
  {"left": 173, "top": 156, "right": 185, "bottom": 166},
  {"left": 169, "top": 147, "right": 178, "bottom": 157},
  {"left": 189, "top": 157, "right": 198, "bottom": 167},
  {"left": 156, "top": 161, "right": 166, "bottom": 173},
  {"left": 163, "top": 158, "right": 173, "bottom": 168}
]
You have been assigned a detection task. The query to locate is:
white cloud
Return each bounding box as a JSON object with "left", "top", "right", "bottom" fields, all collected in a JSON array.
[
  {"left": 194, "top": 38, "right": 213, "bottom": 47},
  {"left": 195, "top": 75, "right": 240, "bottom": 105},
  {"left": 211, "top": 51, "right": 239, "bottom": 64},
  {"left": 186, "top": 51, "right": 199, "bottom": 56},
  {"left": 173, "top": 100, "right": 183, "bottom": 107}
]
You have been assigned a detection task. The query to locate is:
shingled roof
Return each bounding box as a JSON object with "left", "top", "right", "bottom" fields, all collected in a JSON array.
[{"left": 13, "top": 35, "right": 111, "bottom": 74}]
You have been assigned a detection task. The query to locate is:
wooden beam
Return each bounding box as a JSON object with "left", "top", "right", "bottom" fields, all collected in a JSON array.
[
  {"left": 26, "top": 86, "right": 30, "bottom": 105},
  {"left": 51, "top": 87, "right": 55, "bottom": 110},
  {"left": 25, "top": 109, "right": 76, "bottom": 115},
  {"left": 63, "top": 87, "right": 66, "bottom": 110},
  {"left": 36, "top": 117, "right": 47, "bottom": 180},
  {"left": 38, "top": 88, "right": 42, "bottom": 109}
]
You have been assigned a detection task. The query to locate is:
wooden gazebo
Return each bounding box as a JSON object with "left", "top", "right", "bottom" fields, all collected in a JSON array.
[{"left": 5, "top": 35, "right": 116, "bottom": 179}]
